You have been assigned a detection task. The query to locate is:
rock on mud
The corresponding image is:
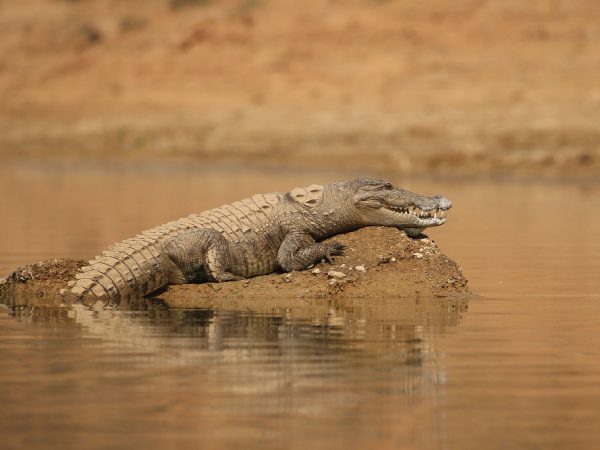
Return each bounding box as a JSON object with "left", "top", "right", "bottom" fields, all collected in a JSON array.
[{"left": 0, "top": 227, "right": 469, "bottom": 309}]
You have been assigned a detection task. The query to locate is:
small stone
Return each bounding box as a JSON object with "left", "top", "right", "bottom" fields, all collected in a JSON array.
[
  {"left": 327, "top": 270, "right": 346, "bottom": 279},
  {"left": 283, "top": 273, "right": 292, "bottom": 283},
  {"left": 327, "top": 278, "right": 338, "bottom": 286},
  {"left": 391, "top": 257, "right": 396, "bottom": 262},
  {"left": 412, "top": 253, "right": 424, "bottom": 259},
  {"left": 340, "top": 264, "right": 346, "bottom": 268},
  {"left": 311, "top": 268, "right": 321, "bottom": 275},
  {"left": 354, "top": 265, "right": 367, "bottom": 273}
]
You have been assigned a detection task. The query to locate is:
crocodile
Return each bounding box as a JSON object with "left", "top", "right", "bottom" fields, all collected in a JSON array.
[{"left": 62, "top": 178, "right": 452, "bottom": 304}]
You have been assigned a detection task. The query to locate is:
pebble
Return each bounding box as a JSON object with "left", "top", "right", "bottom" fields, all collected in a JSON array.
[
  {"left": 354, "top": 265, "right": 367, "bottom": 273},
  {"left": 412, "top": 252, "right": 424, "bottom": 259},
  {"left": 327, "top": 278, "right": 338, "bottom": 286},
  {"left": 283, "top": 273, "right": 292, "bottom": 283},
  {"left": 311, "top": 268, "right": 321, "bottom": 275},
  {"left": 327, "top": 270, "right": 347, "bottom": 279}
]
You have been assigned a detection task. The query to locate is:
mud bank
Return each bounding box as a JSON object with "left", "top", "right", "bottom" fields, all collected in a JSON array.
[
  {"left": 0, "top": 227, "right": 469, "bottom": 309},
  {"left": 2, "top": 1, "right": 600, "bottom": 178}
]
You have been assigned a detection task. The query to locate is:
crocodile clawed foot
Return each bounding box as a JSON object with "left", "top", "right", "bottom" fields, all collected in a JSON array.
[{"left": 323, "top": 241, "right": 346, "bottom": 264}]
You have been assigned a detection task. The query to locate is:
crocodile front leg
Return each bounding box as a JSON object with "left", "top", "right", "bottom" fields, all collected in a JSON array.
[
  {"left": 163, "top": 228, "right": 244, "bottom": 283},
  {"left": 277, "top": 231, "right": 345, "bottom": 272}
]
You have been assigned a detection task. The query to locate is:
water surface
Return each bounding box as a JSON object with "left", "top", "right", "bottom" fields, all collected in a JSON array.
[{"left": 1, "top": 163, "right": 599, "bottom": 449}]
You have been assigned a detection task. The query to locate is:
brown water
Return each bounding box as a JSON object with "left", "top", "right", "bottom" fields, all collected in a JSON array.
[{"left": 1, "top": 163, "right": 599, "bottom": 450}]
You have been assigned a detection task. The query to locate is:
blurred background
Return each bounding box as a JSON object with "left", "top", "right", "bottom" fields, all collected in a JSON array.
[
  {"left": 2, "top": 0, "right": 600, "bottom": 177},
  {"left": 2, "top": 2, "right": 600, "bottom": 450}
]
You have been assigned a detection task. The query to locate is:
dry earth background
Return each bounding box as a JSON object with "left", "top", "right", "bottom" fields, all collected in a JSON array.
[{"left": 2, "top": 0, "right": 600, "bottom": 177}]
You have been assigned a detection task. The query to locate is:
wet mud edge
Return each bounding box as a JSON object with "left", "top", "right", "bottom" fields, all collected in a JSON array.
[{"left": 0, "top": 227, "right": 470, "bottom": 309}]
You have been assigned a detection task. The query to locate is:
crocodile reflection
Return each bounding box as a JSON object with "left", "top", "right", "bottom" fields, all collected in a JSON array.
[{"left": 9, "top": 296, "right": 467, "bottom": 397}]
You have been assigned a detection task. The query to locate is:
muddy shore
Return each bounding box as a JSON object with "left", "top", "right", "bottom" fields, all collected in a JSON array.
[
  {"left": 0, "top": 227, "right": 469, "bottom": 309},
  {"left": 2, "top": 1, "right": 600, "bottom": 178}
]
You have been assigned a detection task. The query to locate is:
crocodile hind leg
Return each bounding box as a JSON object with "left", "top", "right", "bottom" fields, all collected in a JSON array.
[
  {"left": 277, "top": 231, "right": 345, "bottom": 272},
  {"left": 163, "top": 228, "right": 244, "bottom": 283}
]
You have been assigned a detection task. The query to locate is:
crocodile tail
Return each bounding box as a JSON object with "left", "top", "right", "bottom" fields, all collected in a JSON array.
[
  {"left": 61, "top": 234, "right": 174, "bottom": 305},
  {"left": 60, "top": 215, "right": 211, "bottom": 304}
]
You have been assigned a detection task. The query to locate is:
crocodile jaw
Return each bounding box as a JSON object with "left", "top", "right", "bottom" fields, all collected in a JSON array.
[{"left": 384, "top": 204, "right": 448, "bottom": 228}]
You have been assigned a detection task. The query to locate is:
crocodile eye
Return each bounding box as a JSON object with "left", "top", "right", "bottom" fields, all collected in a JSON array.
[
  {"left": 373, "top": 182, "right": 392, "bottom": 191},
  {"left": 359, "top": 180, "right": 393, "bottom": 192}
]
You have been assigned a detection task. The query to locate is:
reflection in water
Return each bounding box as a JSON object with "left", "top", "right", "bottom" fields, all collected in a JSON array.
[
  {"left": 2, "top": 296, "right": 467, "bottom": 449},
  {"left": 2, "top": 165, "right": 600, "bottom": 449}
]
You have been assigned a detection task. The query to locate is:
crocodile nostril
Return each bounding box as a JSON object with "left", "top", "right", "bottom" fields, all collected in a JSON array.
[{"left": 433, "top": 195, "right": 452, "bottom": 210}]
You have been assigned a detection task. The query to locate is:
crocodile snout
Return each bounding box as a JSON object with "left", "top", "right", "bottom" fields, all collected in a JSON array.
[{"left": 433, "top": 195, "right": 452, "bottom": 210}]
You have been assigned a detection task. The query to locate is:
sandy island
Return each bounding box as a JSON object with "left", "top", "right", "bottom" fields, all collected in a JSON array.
[{"left": 0, "top": 227, "right": 469, "bottom": 309}]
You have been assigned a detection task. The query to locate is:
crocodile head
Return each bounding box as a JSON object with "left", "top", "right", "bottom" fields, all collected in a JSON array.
[{"left": 348, "top": 178, "right": 452, "bottom": 237}]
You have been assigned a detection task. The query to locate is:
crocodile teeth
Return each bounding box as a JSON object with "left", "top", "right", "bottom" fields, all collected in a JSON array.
[{"left": 390, "top": 205, "right": 447, "bottom": 220}]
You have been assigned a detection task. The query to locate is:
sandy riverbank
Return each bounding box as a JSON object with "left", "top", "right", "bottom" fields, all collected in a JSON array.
[{"left": 1, "top": 1, "right": 599, "bottom": 178}]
